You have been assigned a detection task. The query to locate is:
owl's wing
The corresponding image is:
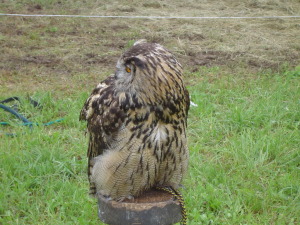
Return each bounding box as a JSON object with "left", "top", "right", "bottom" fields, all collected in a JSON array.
[
  {"left": 184, "top": 88, "right": 190, "bottom": 117},
  {"left": 80, "top": 75, "right": 126, "bottom": 195}
]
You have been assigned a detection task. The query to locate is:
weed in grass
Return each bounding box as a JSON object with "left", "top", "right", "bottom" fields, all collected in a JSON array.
[
  {"left": 125, "top": 40, "right": 136, "bottom": 48},
  {"left": 47, "top": 26, "right": 58, "bottom": 33}
]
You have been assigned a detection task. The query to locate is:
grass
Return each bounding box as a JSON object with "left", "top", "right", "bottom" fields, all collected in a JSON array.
[
  {"left": 186, "top": 68, "right": 300, "bottom": 224},
  {"left": 1, "top": 67, "right": 299, "bottom": 224},
  {"left": 1, "top": 0, "right": 300, "bottom": 224}
]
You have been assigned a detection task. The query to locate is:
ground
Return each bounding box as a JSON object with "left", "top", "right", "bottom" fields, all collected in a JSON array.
[
  {"left": 1, "top": 0, "right": 299, "bottom": 94},
  {"left": 0, "top": 0, "right": 299, "bottom": 224}
]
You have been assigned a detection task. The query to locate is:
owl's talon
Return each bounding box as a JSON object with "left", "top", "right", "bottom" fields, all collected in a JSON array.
[
  {"left": 116, "top": 195, "right": 134, "bottom": 202},
  {"left": 99, "top": 194, "right": 112, "bottom": 201}
]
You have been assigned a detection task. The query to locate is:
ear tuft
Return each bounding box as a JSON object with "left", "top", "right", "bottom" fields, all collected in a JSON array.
[{"left": 125, "top": 57, "right": 145, "bottom": 69}]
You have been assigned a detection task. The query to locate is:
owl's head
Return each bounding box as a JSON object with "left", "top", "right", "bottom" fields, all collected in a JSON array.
[{"left": 114, "top": 40, "right": 185, "bottom": 105}]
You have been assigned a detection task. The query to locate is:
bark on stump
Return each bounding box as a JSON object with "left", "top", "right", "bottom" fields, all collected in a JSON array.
[{"left": 98, "top": 189, "right": 182, "bottom": 225}]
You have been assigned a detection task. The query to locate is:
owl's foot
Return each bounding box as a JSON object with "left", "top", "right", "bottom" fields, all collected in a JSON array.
[
  {"left": 116, "top": 195, "right": 134, "bottom": 202},
  {"left": 95, "top": 191, "right": 112, "bottom": 201},
  {"left": 102, "top": 194, "right": 112, "bottom": 201}
]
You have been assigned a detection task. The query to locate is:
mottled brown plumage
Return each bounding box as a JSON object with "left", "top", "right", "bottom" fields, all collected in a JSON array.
[{"left": 80, "top": 40, "right": 190, "bottom": 201}]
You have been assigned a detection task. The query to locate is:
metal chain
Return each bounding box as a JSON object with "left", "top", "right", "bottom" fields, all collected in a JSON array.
[{"left": 156, "top": 186, "right": 187, "bottom": 225}]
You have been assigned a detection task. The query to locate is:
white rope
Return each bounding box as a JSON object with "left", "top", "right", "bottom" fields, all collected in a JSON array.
[{"left": 0, "top": 13, "right": 300, "bottom": 19}]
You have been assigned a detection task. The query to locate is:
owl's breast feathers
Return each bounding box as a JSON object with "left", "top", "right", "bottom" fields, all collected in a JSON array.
[{"left": 80, "top": 73, "right": 190, "bottom": 147}]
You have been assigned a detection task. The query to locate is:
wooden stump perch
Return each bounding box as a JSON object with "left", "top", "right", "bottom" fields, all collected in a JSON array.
[{"left": 98, "top": 189, "right": 182, "bottom": 225}]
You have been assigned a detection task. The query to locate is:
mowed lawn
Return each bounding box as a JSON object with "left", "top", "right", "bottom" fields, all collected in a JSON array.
[
  {"left": 1, "top": 0, "right": 300, "bottom": 224},
  {"left": 1, "top": 67, "right": 299, "bottom": 224}
]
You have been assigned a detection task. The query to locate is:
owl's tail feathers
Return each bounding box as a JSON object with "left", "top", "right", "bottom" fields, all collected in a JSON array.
[
  {"left": 155, "top": 186, "right": 187, "bottom": 225},
  {"left": 89, "top": 183, "right": 97, "bottom": 197},
  {"left": 88, "top": 156, "right": 98, "bottom": 197}
]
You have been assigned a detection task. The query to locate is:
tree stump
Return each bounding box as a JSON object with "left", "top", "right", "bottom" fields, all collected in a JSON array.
[{"left": 98, "top": 188, "right": 182, "bottom": 225}]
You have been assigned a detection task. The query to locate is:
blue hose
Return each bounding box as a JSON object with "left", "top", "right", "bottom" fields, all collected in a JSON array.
[
  {"left": 0, "top": 104, "right": 32, "bottom": 127},
  {"left": 1, "top": 97, "right": 64, "bottom": 136}
]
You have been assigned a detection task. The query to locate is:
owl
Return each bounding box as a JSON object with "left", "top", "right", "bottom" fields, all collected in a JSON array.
[{"left": 80, "top": 40, "right": 190, "bottom": 201}]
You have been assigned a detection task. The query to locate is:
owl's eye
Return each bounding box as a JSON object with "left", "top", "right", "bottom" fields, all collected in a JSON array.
[{"left": 125, "top": 66, "right": 131, "bottom": 73}]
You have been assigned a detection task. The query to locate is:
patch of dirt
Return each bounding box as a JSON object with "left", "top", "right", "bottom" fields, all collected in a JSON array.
[
  {"left": 142, "top": 2, "right": 162, "bottom": 9},
  {"left": 27, "top": 4, "right": 42, "bottom": 12},
  {"left": 116, "top": 6, "right": 136, "bottom": 12},
  {"left": 103, "top": 42, "right": 126, "bottom": 49},
  {"left": 247, "top": 59, "right": 278, "bottom": 69},
  {"left": 178, "top": 51, "right": 243, "bottom": 72},
  {"left": 84, "top": 54, "right": 118, "bottom": 66},
  {"left": 110, "top": 24, "right": 130, "bottom": 31},
  {"left": 22, "top": 55, "right": 60, "bottom": 66},
  {"left": 179, "top": 32, "right": 206, "bottom": 41}
]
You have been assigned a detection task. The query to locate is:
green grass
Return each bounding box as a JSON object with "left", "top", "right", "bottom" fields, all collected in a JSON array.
[
  {"left": 186, "top": 67, "right": 299, "bottom": 224},
  {"left": 1, "top": 67, "right": 299, "bottom": 224}
]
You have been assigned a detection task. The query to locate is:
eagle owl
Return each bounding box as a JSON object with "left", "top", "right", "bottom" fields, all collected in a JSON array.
[{"left": 80, "top": 40, "right": 190, "bottom": 201}]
